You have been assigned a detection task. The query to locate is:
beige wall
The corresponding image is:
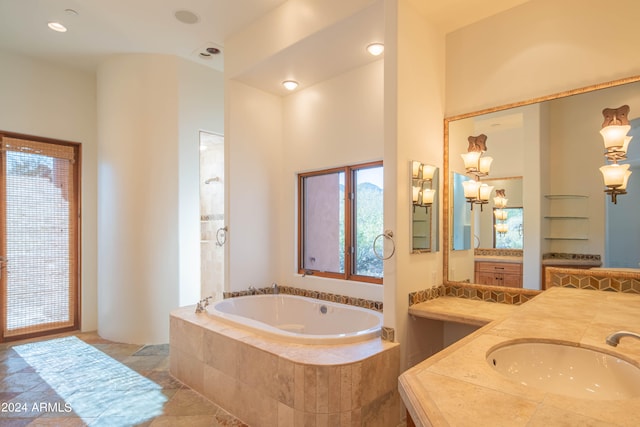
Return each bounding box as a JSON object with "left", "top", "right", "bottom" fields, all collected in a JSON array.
[
  {"left": 0, "top": 50, "right": 98, "bottom": 332},
  {"left": 225, "top": 81, "right": 283, "bottom": 291},
  {"left": 386, "top": 0, "right": 446, "bottom": 369},
  {"left": 446, "top": 0, "right": 640, "bottom": 116}
]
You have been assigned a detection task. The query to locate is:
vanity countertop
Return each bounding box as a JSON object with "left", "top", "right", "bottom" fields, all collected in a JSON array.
[
  {"left": 473, "top": 255, "right": 523, "bottom": 264},
  {"left": 409, "top": 296, "right": 518, "bottom": 326},
  {"left": 399, "top": 287, "right": 640, "bottom": 426},
  {"left": 541, "top": 258, "right": 601, "bottom": 266}
]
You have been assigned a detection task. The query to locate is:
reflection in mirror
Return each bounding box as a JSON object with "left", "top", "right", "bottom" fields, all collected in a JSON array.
[
  {"left": 451, "top": 172, "right": 471, "bottom": 251},
  {"left": 445, "top": 77, "right": 640, "bottom": 291},
  {"left": 411, "top": 161, "right": 439, "bottom": 253}
]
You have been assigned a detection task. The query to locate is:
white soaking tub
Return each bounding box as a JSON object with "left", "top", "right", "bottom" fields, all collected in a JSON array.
[{"left": 207, "top": 294, "right": 382, "bottom": 344}]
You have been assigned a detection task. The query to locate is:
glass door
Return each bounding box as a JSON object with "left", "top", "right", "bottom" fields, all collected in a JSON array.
[
  {"left": 199, "top": 131, "right": 225, "bottom": 299},
  {"left": 0, "top": 134, "right": 80, "bottom": 341}
]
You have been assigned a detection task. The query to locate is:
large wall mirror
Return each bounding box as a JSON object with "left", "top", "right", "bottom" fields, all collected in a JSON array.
[{"left": 444, "top": 76, "right": 640, "bottom": 291}]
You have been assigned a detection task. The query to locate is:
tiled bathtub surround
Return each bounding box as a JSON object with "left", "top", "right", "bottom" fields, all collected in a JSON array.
[
  {"left": 408, "top": 283, "right": 537, "bottom": 306},
  {"left": 546, "top": 266, "right": 640, "bottom": 293},
  {"left": 223, "top": 285, "right": 383, "bottom": 312},
  {"left": 170, "top": 307, "right": 402, "bottom": 427}
]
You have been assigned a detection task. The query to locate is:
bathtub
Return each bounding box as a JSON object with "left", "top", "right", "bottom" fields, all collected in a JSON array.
[{"left": 207, "top": 294, "right": 382, "bottom": 344}]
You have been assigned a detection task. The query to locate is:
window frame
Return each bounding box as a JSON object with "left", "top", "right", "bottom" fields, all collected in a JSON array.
[
  {"left": 297, "top": 161, "right": 383, "bottom": 284},
  {"left": 492, "top": 206, "right": 524, "bottom": 249}
]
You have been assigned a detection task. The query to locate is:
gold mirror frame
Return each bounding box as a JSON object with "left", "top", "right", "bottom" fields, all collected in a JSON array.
[{"left": 443, "top": 75, "right": 640, "bottom": 294}]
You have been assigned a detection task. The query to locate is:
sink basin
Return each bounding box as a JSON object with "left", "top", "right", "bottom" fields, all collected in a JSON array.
[{"left": 487, "top": 341, "right": 640, "bottom": 400}]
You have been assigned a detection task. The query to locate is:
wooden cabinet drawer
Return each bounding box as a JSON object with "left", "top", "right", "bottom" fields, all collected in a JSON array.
[
  {"left": 474, "top": 261, "right": 523, "bottom": 287},
  {"left": 475, "top": 262, "right": 522, "bottom": 274}
]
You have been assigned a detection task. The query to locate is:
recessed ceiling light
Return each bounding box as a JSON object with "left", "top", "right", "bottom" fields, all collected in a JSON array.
[
  {"left": 367, "top": 43, "right": 384, "bottom": 56},
  {"left": 282, "top": 80, "right": 299, "bottom": 91},
  {"left": 47, "top": 22, "right": 67, "bottom": 33},
  {"left": 64, "top": 9, "right": 78, "bottom": 16},
  {"left": 174, "top": 10, "right": 199, "bottom": 24}
]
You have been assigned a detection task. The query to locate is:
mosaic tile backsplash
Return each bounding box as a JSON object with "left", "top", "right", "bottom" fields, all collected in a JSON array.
[
  {"left": 223, "top": 285, "right": 383, "bottom": 312},
  {"left": 474, "top": 248, "right": 523, "bottom": 257},
  {"left": 546, "top": 267, "right": 640, "bottom": 293},
  {"left": 542, "top": 252, "right": 601, "bottom": 262},
  {"left": 408, "top": 283, "right": 537, "bottom": 306}
]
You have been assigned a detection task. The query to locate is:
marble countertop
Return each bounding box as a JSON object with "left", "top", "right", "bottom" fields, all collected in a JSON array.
[
  {"left": 541, "top": 258, "right": 601, "bottom": 266},
  {"left": 474, "top": 256, "right": 523, "bottom": 264},
  {"left": 409, "top": 297, "right": 518, "bottom": 326},
  {"left": 399, "top": 287, "right": 640, "bottom": 426}
]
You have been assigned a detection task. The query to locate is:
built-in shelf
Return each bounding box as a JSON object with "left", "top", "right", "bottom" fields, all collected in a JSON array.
[
  {"left": 543, "top": 195, "right": 590, "bottom": 242},
  {"left": 544, "top": 237, "right": 589, "bottom": 240},
  {"left": 544, "top": 194, "right": 588, "bottom": 199}
]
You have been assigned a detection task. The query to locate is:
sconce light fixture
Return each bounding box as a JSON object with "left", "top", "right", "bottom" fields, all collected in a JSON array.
[
  {"left": 599, "top": 105, "right": 633, "bottom": 203},
  {"left": 412, "top": 161, "right": 435, "bottom": 212},
  {"left": 461, "top": 134, "right": 494, "bottom": 210},
  {"left": 493, "top": 189, "right": 508, "bottom": 234}
]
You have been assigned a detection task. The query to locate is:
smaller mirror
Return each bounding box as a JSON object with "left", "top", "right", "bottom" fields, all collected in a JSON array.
[{"left": 411, "top": 161, "right": 439, "bottom": 253}]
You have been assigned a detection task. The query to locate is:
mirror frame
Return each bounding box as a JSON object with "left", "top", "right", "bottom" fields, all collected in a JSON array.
[{"left": 443, "top": 74, "right": 640, "bottom": 294}]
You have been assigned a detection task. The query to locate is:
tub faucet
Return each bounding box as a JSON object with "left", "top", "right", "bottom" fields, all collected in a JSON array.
[
  {"left": 272, "top": 282, "right": 279, "bottom": 294},
  {"left": 606, "top": 330, "right": 640, "bottom": 347},
  {"left": 195, "top": 296, "right": 212, "bottom": 314}
]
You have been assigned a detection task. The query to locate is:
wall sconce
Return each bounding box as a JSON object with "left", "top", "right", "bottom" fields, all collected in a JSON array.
[
  {"left": 412, "top": 161, "right": 435, "bottom": 212},
  {"left": 493, "top": 189, "right": 508, "bottom": 233},
  {"left": 599, "top": 105, "right": 633, "bottom": 203},
  {"left": 461, "top": 181, "right": 493, "bottom": 211},
  {"left": 461, "top": 134, "right": 493, "bottom": 177},
  {"left": 461, "top": 134, "right": 494, "bottom": 210}
]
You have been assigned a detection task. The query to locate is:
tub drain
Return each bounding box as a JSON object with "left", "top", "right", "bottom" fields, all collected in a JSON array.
[{"left": 320, "top": 305, "right": 328, "bottom": 314}]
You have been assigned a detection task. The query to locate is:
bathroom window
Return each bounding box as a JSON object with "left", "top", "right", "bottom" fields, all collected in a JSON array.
[
  {"left": 298, "top": 161, "right": 383, "bottom": 284},
  {"left": 493, "top": 207, "right": 524, "bottom": 249}
]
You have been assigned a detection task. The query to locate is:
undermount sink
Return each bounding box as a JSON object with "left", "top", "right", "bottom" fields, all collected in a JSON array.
[{"left": 487, "top": 341, "right": 640, "bottom": 400}]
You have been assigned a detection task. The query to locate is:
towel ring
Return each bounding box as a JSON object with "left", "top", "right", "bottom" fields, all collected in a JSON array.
[
  {"left": 373, "top": 230, "right": 396, "bottom": 261},
  {"left": 215, "top": 226, "right": 228, "bottom": 247}
]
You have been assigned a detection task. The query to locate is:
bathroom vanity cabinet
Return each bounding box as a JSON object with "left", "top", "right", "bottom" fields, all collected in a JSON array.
[{"left": 474, "top": 260, "right": 522, "bottom": 287}]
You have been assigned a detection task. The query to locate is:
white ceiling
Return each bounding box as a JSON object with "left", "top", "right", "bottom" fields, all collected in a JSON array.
[{"left": 0, "top": 0, "right": 530, "bottom": 95}]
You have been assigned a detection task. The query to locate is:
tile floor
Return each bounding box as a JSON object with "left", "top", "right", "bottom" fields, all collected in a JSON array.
[{"left": 0, "top": 331, "right": 247, "bottom": 427}]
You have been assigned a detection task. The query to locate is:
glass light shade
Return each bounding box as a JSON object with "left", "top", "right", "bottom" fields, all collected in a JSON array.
[
  {"left": 461, "top": 151, "right": 481, "bottom": 171},
  {"left": 620, "top": 136, "right": 633, "bottom": 154},
  {"left": 462, "top": 180, "right": 480, "bottom": 198},
  {"left": 422, "top": 164, "right": 436, "bottom": 181},
  {"left": 494, "top": 196, "right": 508, "bottom": 208},
  {"left": 600, "top": 163, "right": 630, "bottom": 187},
  {"left": 479, "top": 156, "right": 493, "bottom": 174},
  {"left": 478, "top": 184, "right": 494, "bottom": 201},
  {"left": 600, "top": 125, "right": 630, "bottom": 149},
  {"left": 412, "top": 186, "right": 421, "bottom": 203},
  {"left": 412, "top": 161, "right": 422, "bottom": 179},
  {"left": 422, "top": 188, "right": 435, "bottom": 205},
  {"left": 495, "top": 223, "right": 509, "bottom": 233},
  {"left": 494, "top": 209, "right": 508, "bottom": 221},
  {"left": 620, "top": 169, "right": 632, "bottom": 190}
]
